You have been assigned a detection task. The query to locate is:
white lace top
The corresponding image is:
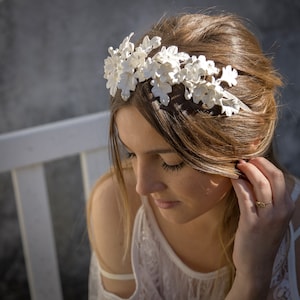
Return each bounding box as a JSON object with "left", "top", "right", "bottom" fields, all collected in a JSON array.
[{"left": 89, "top": 179, "right": 300, "bottom": 300}]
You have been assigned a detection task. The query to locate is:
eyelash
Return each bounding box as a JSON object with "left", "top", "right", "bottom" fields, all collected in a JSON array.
[
  {"left": 161, "top": 161, "right": 185, "bottom": 172},
  {"left": 126, "top": 152, "right": 135, "bottom": 159},
  {"left": 126, "top": 152, "right": 185, "bottom": 172}
]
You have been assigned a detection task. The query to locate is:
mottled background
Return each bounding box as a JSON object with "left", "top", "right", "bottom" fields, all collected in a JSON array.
[{"left": 0, "top": 0, "right": 299, "bottom": 299}]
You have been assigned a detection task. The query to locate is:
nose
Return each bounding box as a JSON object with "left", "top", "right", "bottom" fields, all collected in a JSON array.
[{"left": 135, "top": 159, "right": 166, "bottom": 196}]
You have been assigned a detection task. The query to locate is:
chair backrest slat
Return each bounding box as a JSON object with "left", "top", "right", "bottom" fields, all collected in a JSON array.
[
  {"left": 12, "top": 164, "right": 63, "bottom": 300},
  {"left": 80, "top": 147, "right": 110, "bottom": 201}
]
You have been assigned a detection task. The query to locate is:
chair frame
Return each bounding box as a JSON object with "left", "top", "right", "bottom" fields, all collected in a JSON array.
[{"left": 0, "top": 111, "right": 110, "bottom": 300}]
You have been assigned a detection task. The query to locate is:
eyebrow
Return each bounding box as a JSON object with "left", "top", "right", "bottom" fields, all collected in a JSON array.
[
  {"left": 145, "top": 148, "right": 176, "bottom": 155},
  {"left": 119, "top": 138, "right": 176, "bottom": 155}
]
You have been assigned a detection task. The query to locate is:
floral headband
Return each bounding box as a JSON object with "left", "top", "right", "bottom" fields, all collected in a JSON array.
[{"left": 104, "top": 33, "right": 251, "bottom": 116}]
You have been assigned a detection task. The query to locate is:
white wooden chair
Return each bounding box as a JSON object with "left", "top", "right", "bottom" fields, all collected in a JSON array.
[{"left": 0, "top": 110, "right": 110, "bottom": 300}]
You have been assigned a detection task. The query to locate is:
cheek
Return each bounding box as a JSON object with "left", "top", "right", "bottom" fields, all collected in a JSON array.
[
  {"left": 186, "top": 174, "right": 231, "bottom": 199},
  {"left": 205, "top": 177, "right": 232, "bottom": 199}
]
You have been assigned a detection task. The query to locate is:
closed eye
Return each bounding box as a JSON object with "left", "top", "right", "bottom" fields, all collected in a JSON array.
[
  {"left": 125, "top": 151, "right": 185, "bottom": 172},
  {"left": 161, "top": 161, "right": 185, "bottom": 172},
  {"left": 126, "top": 152, "right": 136, "bottom": 159}
]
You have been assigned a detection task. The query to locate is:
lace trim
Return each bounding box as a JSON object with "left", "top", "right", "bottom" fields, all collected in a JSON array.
[{"left": 287, "top": 222, "right": 300, "bottom": 300}]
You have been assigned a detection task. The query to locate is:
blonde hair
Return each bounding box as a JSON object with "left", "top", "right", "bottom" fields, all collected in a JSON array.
[{"left": 92, "top": 12, "right": 283, "bottom": 291}]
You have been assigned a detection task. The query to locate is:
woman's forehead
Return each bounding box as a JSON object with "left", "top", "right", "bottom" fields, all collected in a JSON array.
[{"left": 115, "top": 106, "right": 173, "bottom": 154}]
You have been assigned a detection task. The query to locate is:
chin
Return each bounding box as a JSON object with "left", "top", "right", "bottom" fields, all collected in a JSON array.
[{"left": 159, "top": 210, "right": 203, "bottom": 225}]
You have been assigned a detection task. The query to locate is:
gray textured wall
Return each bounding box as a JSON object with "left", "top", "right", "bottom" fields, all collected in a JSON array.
[{"left": 0, "top": 0, "right": 299, "bottom": 299}]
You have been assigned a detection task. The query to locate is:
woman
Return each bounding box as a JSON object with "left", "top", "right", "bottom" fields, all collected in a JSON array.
[{"left": 88, "top": 12, "right": 300, "bottom": 299}]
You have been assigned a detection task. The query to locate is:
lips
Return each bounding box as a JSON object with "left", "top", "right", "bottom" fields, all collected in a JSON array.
[{"left": 153, "top": 198, "right": 180, "bottom": 209}]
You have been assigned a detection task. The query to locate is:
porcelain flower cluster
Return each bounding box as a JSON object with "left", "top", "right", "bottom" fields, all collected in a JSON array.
[{"left": 104, "top": 33, "right": 251, "bottom": 116}]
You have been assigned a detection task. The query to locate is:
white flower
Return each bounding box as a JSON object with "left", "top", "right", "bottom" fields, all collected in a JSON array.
[
  {"left": 154, "top": 62, "right": 181, "bottom": 84},
  {"left": 141, "top": 57, "right": 159, "bottom": 81},
  {"left": 191, "top": 84, "right": 209, "bottom": 104},
  {"left": 104, "top": 33, "right": 161, "bottom": 99},
  {"left": 104, "top": 51, "right": 122, "bottom": 97},
  {"left": 147, "top": 46, "right": 189, "bottom": 85},
  {"left": 138, "top": 35, "right": 161, "bottom": 53},
  {"left": 217, "top": 65, "right": 238, "bottom": 87},
  {"left": 154, "top": 46, "right": 189, "bottom": 66},
  {"left": 192, "top": 82, "right": 222, "bottom": 107},
  {"left": 152, "top": 46, "right": 188, "bottom": 85},
  {"left": 151, "top": 78, "right": 172, "bottom": 106},
  {"left": 103, "top": 33, "right": 135, "bottom": 97},
  {"left": 183, "top": 55, "right": 219, "bottom": 81},
  {"left": 118, "top": 72, "right": 137, "bottom": 100},
  {"left": 103, "top": 33, "right": 251, "bottom": 116},
  {"left": 182, "top": 57, "right": 204, "bottom": 83},
  {"left": 118, "top": 32, "right": 135, "bottom": 58},
  {"left": 205, "top": 58, "right": 219, "bottom": 76},
  {"left": 118, "top": 45, "right": 148, "bottom": 98}
]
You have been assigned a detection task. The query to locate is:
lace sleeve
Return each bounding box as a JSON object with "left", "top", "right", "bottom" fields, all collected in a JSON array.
[
  {"left": 271, "top": 177, "right": 300, "bottom": 300},
  {"left": 287, "top": 178, "right": 300, "bottom": 299}
]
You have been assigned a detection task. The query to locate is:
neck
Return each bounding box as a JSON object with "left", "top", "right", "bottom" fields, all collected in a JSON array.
[
  {"left": 149, "top": 197, "right": 229, "bottom": 272},
  {"left": 177, "top": 198, "right": 226, "bottom": 240}
]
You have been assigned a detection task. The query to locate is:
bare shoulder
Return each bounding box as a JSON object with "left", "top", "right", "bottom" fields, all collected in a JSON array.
[
  {"left": 88, "top": 166, "right": 140, "bottom": 272},
  {"left": 87, "top": 165, "right": 140, "bottom": 296}
]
